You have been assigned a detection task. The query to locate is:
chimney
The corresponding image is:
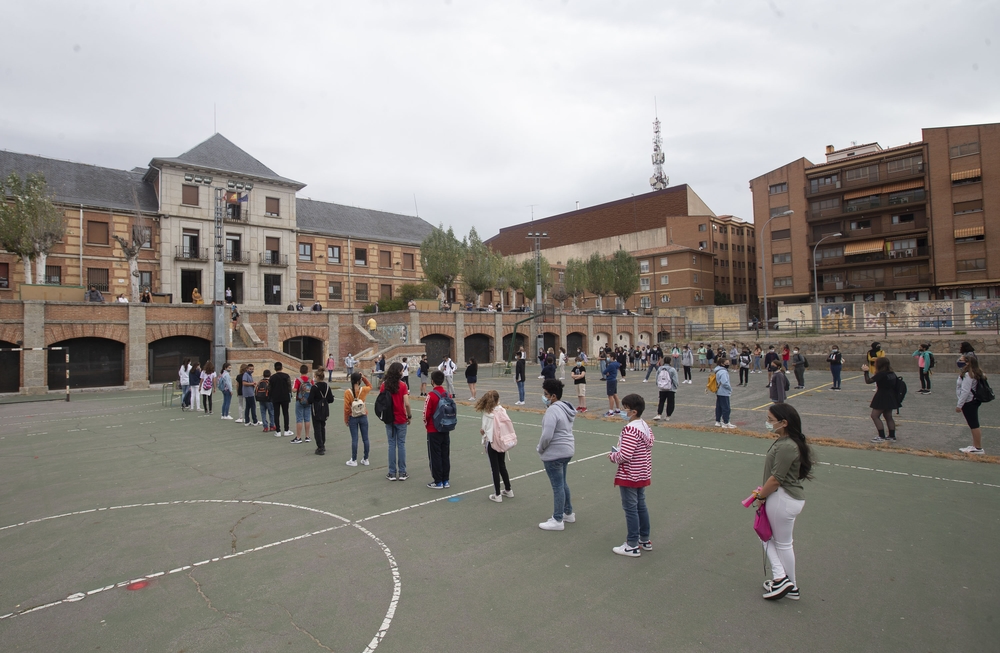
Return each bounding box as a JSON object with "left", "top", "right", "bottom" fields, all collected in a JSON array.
[
  {"left": 575, "top": 201, "right": 580, "bottom": 210},
  {"left": 825, "top": 145, "right": 835, "bottom": 154}
]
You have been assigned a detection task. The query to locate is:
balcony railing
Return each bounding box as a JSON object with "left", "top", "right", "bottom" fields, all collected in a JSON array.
[
  {"left": 260, "top": 252, "right": 289, "bottom": 267},
  {"left": 808, "top": 189, "right": 926, "bottom": 222},
  {"left": 175, "top": 246, "right": 209, "bottom": 261},
  {"left": 221, "top": 252, "right": 251, "bottom": 265}
]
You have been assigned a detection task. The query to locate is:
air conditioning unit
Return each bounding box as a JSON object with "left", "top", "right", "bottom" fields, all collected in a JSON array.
[
  {"left": 835, "top": 282, "right": 844, "bottom": 290},
  {"left": 904, "top": 249, "right": 914, "bottom": 257},
  {"left": 889, "top": 250, "right": 899, "bottom": 259}
]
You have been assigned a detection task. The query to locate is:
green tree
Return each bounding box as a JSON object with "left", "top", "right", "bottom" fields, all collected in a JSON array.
[
  {"left": 563, "top": 257, "right": 589, "bottom": 311},
  {"left": 398, "top": 282, "right": 438, "bottom": 301},
  {"left": 419, "top": 224, "right": 466, "bottom": 302},
  {"left": 520, "top": 256, "right": 550, "bottom": 307},
  {"left": 715, "top": 290, "right": 734, "bottom": 306},
  {"left": 585, "top": 252, "right": 614, "bottom": 310},
  {"left": 489, "top": 252, "right": 514, "bottom": 309},
  {"left": 504, "top": 257, "right": 525, "bottom": 310},
  {"left": 0, "top": 173, "right": 65, "bottom": 286},
  {"left": 461, "top": 227, "right": 494, "bottom": 307},
  {"left": 609, "top": 249, "right": 640, "bottom": 309}
]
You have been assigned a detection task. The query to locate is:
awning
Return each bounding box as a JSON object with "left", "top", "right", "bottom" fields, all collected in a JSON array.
[
  {"left": 951, "top": 168, "right": 982, "bottom": 182},
  {"left": 843, "top": 179, "right": 923, "bottom": 200},
  {"left": 844, "top": 239, "right": 885, "bottom": 256},
  {"left": 954, "top": 225, "right": 985, "bottom": 239}
]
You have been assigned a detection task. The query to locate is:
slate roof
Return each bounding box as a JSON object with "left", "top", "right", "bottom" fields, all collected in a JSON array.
[
  {"left": 0, "top": 150, "right": 158, "bottom": 213},
  {"left": 296, "top": 198, "right": 435, "bottom": 246},
  {"left": 150, "top": 134, "right": 306, "bottom": 189}
]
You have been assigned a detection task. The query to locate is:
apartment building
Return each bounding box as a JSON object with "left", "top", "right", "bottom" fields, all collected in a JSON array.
[{"left": 750, "top": 122, "right": 999, "bottom": 307}]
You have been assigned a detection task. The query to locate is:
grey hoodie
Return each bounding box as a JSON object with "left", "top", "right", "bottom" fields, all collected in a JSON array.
[{"left": 537, "top": 400, "right": 576, "bottom": 461}]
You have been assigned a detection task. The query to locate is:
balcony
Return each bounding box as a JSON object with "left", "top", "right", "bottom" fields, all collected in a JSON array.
[
  {"left": 814, "top": 246, "right": 929, "bottom": 269},
  {"left": 807, "top": 189, "right": 926, "bottom": 222},
  {"left": 220, "top": 252, "right": 251, "bottom": 265},
  {"left": 175, "top": 246, "right": 209, "bottom": 261},
  {"left": 817, "top": 275, "right": 931, "bottom": 293},
  {"left": 260, "top": 252, "right": 289, "bottom": 267}
]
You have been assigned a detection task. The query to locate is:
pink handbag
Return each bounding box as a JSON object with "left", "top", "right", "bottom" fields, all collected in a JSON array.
[{"left": 753, "top": 504, "right": 772, "bottom": 542}]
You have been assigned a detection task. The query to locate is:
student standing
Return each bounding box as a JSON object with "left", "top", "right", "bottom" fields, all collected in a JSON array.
[
  {"left": 465, "top": 357, "right": 479, "bottom": 401},
  {"left": 912, "top": 344, "right": 933, "bottom": 394},
  {"left": 269, "top": 362, "right": 293, "bottom": 437},
  {"left": 608, "top": 393, "right": 653, "bottom": 557},
  {"left": 188, "top": 362, "right": 202, "bottom": 412},
  {"left": 769, "top": 359, "right": 789, "bottom": 404},
  {"left": 752, "top": 344, "right": 763, "bottom": 374},
  {"left": 557, "top": 347, "right": 567, "bottom": 380},
  {"left": 570, "top": 357, "right": 587, "bottom": 412},
  {"left": 307, "top": 368, "right": 334, "bottom": 456},
  {"left": 291, "top": 365, "right": 313, "bottom": 445},
  {"left": 257, "top": 369, "right": 274, "bottom": 432},
  {"left": 537, "top": 379, "right": 576, "bottom": 531},
  {"left": 863, "top": 357, "right": 900, "bottom": 443},
  {"left": 514, "top": 351, "right": 526, "bottom": 405},
  {"left": 200, "top": 361, "right": 216, "bottom": 415},
  {"left": 697, "top": 344, "right": 707, "bottom": 372},
  {"left": 826, "top": 346, "right": 843, "bottom": 391},
  {"left": 790, "top": 347, "right": 807, "bottom": 390},
  {"left": 344, "top": 353, "right": 356, "bottom": 379},
  {"left": 541, "top": 355, "right": 556, "bottom": 382},
  {"left": 643, "top": 345, "right": 660, "bottom": 382},
  {"left": 326, "top": 355, "right": 336, "bottom": 382},
  {"left": 709, "top": 356, "right": 735, "bottom": 429},
  {"left": 179, "top": 359, "right": 192, "bottom": 410},
  {"left": 423, "top": 369, "right": 453, "bottom": 489},
  {"left": 234, "top": 363, "right": 247, "bottom": 422},
  {"left": 418, "top": 354, "right": 430, "bottom": 397},
  {"left": 681, "top": 345, "right": 694, "bottom": 384},
  {"left": 748, "top": 403, "right": 813, "bottom": 601},
  {"left": 477, "top": 390, "right": 513, "bottom": 502},
  {"left": 401, "top": 357, "right": 410, "bottom": 394},
  {"left": 764, "top": 346, "right": 779, "bottom": 387},
  {"left": 604, "top": 356, "right": 623, "bottom": 417},
  {"left": 738, "top": 347, "right": 751, "bottom": 387},
  {"left": 344, "top": 372, "right": 372, "bottom": 466},
  {"left": 218, "top": 363, "right": 234, "bottom": 419},
  {"left": 956, "top": 354, "right": 986, "bottom": 454},
  {"left": 705, "top": 345, "right": 716, "bottom": 372},
  {"left": 781, "top": 344, "right": 791, "bottom": 371},
  {"left": 653, "top": 358, "right": 678, "bottom": 421},
  {"left": 438, "top": 356, "right": 457, "bottom": 398},
  {"left": 381, "top": 362, "right": 413, "bottom": 481},
  {"left": 242, "top": 364, "right": 259, "bottom": 426}
]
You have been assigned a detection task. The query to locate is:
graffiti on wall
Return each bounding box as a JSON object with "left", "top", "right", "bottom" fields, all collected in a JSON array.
[
  {"left": 820, "top": 304, "right": 853, "bottom": 331},
  {"left": 970, "top": 301, "right": 1000, "bottom": 329},
  {"left": 916, "top": 302, "right": 953, "bottom": 328}
]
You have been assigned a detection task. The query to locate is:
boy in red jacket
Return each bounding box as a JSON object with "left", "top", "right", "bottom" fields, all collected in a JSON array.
[
  {"left": 423, "top": 370, "right": 451, "bottom": 489},
  {"left": 608, "top": 393, "right": 653, "bottom": 557}
]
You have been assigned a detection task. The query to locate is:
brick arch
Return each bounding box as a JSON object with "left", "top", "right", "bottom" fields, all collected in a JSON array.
[
  {"left": 147, "top": 322, "right": 213, "bottom": 343},
  {"left": 46, "top": 323, "right": 128, "bottom": 346},
  {"left": 462, "top": 325, "right": 494, "bottom": 338},
  {"left": 278, "top": 325, "right": 329, "bottom": 342},
  {"left": 420, "top": 325, "right": 456, "bottom": 340},
  {"left": 0, "top": 324, "right": 23, "bottom": 346}
]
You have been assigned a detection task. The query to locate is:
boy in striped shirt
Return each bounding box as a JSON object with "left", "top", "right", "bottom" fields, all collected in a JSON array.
[{"left": 608, "top": 393, "right": 653, "bottom": 557}]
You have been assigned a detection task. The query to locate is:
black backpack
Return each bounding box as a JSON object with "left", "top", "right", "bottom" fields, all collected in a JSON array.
[
  {"left": 974, "top": 376, "right": 995, "bottom": 403},
  {"left": 928, "top": 352, "right": 936, "bottom": 369},
  {"left": 894, "top": 374, "right": 908, "bottom": 407},
  {"left": 373, "top": 389, "right": 396, "bottom": 424},
  {"left": 255, "top": 378, "right": 270, "bottom": 402},
  {"left": 311, "top": 382, "right": 331, "bottom": 420}
]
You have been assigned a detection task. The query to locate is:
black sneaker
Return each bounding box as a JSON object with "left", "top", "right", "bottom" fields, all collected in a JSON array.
[
  {"left": 886, "top": 436, "right": 898, "bottom": 442},
  {"left": 870, "top": 436, "right": 887, "bottom": 443},
  {"left": 763, "top": 576, "right": 794, "bottom": 600},
  {"left": 386, "top": 473, "right": 397, "bottom": 481},
  {"left": 290, "top": 437, "right": 303, "bottom": 444},
  {"left": 639, "top": 540, "right": 653, "bottom": 551},
  {"left": 397, "top": 473, "right": 409, "bottom": 481}
]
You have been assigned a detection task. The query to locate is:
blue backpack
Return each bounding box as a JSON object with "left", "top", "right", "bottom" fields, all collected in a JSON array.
[{"left": 431, "top": 389, "right": 457, "bottom": 432}]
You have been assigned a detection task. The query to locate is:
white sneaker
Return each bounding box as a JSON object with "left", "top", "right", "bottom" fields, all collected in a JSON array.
[
  {"left": 959, "top": 446, "right": 985, "bottom": 454},
  {"left": 612, "top": 542, "right": 641, "bottom": 558},
  {"left": 234, "top": 418, "right": 243, "bottom": 423},
  {"left": 538, "top": 517, "right": 565, "bottom": 531},
  {"left": 346, "top": 459, "right": 358, "bottom": 466},
  {"left": 501, "top": 488, "right": 514, "bottom": 498},
  {"left": 489, "top": 494, "right": 503, "bottom": 503},
  {"left": 361, "top": 458, "right": 370, "bottom": 466},
  {"left": 254, "top": 422, "right": 263, "bottom": 426},
  {"left": 514, "top": 401, "right": 523, "bottom": 405},
  {"left": 642, "top": 379, "right": 648, "bottom": 383},
  {"left": 284, "top": 430, "right": 294, "bottom": 436},
  {"left": 273, "top": 431, "right": 283, "bottom": 437},
  {"left": 723, "top": 422, "right": 737, "bottom": 429},
  {"left": 563, "top": 512, "right": 576, "bottom": 523},
  {"left": 468, "top": 397, "right": 476, "bottom": 401},
  {"left": 714, "top": 421, "right": 722, "bottom": 427}
]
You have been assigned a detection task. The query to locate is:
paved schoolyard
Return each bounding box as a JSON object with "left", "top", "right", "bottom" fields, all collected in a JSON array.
[{"left": 1, "top": 388, "right": 998, "bottom": 652}]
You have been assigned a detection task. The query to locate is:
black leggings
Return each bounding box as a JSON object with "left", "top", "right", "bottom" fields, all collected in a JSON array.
[
  {"left": 739, "top": 368, "right": 749, "bottom": 385},
  {"left": 920, "top": 370, "right": 931, "bottom": 390},
  {"left": 657, "top": 390, "right": 675, "bottom": 417},
  {"left": 683, "top": 366, "right": 692, "bottom": 381},
  {"left": 274, "top": 401, "right": 290, "bottom": 433},
  {"left": 203, "top": 394, "right": 213, "bottom": 413},
  {"left": 962, "top": 400, "right": 981, "bottom": 429},
  {"left": 486, "top": 444, "right": 511, "bottom": 495}
]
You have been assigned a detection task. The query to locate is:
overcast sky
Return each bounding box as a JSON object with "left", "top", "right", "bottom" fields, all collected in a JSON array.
[{"left": 1, "top": 1, "right": 995, "bottom": 241}]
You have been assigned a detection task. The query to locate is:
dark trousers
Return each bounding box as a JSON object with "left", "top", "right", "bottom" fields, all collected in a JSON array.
[
  {"left": 739, "top": 368, "right": 749, "bottom": 384},
  {"left": 203, "top": 393, "right": 213, "bottom": 413},
  {"left": 683, "top": 366, "right": 692, "bottom": 381},
  {"left": 657, "top": 390, "right": 675, "bottom": 417},
  {"left": 244, "top": 396, "right": 258, "bottom": 424},
  {"left": 793, "top": 367, "right": 805, "bottom": 387},
  {"left": 920, "top": 369, "right": 931, "bottom": 390},
  {"left": 274, "top": 401, "right": 290, "bottom": 433},
  {"left": 427, "top": 431, "right": 451, "bottom": 483},
  {"left": 830, "top": 364, "right": 842, "bottom": 389},
  {"left": 486, "top": 444, "right": 511, "bottom": 494},
  {"left": 313, "top": 417, "right": 327, "bottom": 451}
]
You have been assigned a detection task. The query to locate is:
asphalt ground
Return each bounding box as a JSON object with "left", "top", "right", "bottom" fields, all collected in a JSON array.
[{"left": 1, "top": 387, "right": 998, "bottom": 652}]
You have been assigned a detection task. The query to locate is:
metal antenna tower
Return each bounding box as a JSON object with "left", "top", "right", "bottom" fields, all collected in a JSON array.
[{"left": 649, "top": 105, "right": 668, "bottom": 190}]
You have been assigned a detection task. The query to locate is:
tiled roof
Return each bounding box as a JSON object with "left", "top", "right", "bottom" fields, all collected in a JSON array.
[
  {"left": 150, "top": 134, "right": 306, "bottom": 188},
  {"left": 0, "top": 150, "right": 158, "bottom": 212},
  {"left": 296, "top": 198, "right": 435, "bottom": 246}
]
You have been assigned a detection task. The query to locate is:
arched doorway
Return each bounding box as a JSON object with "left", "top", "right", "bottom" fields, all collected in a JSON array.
[
  {"left": 421, "top": 334, "right": 453, "bottom": 366},
  {"left": 148, "top": 336, "right": 211, "bottom": 384},
  {"left": 542, "top": 332, "right": 559, "bottom": 355},
  {"left": 501, "top": 332, "right": 526, "bottom": 362},
  {"left": 0, "top": 340, "right": 20, "bottom": 393},
  {"left": 657, "top": 329, "right": 671, "bottom": 343},
  {"left": 48, "top": 337, "right": 125, "bottom": 389},
  {"left": 566, "top": 332, "right": 586, "bottom": 358},
  {"left": 464, "top": 334, "right": 493, "bottom": 364},
  {"left": 283, "top": 336, "right": 325, "bottom": 369}
]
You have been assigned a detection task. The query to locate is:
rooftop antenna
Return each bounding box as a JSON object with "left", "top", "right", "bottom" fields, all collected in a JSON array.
[
  {"left": 649, "top": 98, "right": 668, "bottom": 191},
  {"left": 413, "top": 193, "right": 419, "bottom": 217},
  {"left": 214, "top": 103, "right": 217, "bottom": 133}
]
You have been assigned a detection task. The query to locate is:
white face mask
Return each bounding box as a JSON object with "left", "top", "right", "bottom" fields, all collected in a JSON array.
[
  {"left": 793, "top": 350, "right": 799, "bottom": 354},
  {"left": 765, "top": 421, "right": 774, "bottom": 431},
  {"left": 542, "top": 395, "right": 551, "bottom": 407}
]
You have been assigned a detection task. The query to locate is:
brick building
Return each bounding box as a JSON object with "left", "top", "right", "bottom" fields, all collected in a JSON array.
[{"left": 750, "top": 122, "right": 999, "bottom": 307}]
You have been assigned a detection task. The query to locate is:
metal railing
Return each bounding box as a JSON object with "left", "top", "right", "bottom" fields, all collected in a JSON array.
[
  {"left": 260, "top": 252, "right": 288, "bottom": 266},
  {"left": 220, "top": 252, "right": 251, "bottom": 265},
  {"left": 175, "top": 246, "right": 209, "bottom": 261}
]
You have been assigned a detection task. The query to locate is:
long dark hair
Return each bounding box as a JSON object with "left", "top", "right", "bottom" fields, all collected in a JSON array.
[
  {"left": 875, "top": 357, "right": 892, "bottom": 374},
  {"left": 384, "top": 362, "right": 403, "bottom": 394},
  {"left": 767, "top": 403, "right": 813, "bottom": 481}
]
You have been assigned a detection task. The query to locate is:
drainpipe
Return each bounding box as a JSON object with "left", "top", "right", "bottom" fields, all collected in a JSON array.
[
  {"left": 347, "top": 236, "right": 353, "bottom": 312},
  {"left": 79, "top": 205, "right": 84, "bottom": 285}
]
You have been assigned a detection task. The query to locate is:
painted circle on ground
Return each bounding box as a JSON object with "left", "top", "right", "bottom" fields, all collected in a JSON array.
[{"left": 0, "top": 499, "right": 400, "bottom": 653}]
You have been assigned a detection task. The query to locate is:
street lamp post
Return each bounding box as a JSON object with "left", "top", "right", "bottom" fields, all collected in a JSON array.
[
  {"left": 812, "top": 232, "right": 843, "bottom": 323},
  {"left": 759, "top": 209, "right": 794, "bottom": 338},
  {"left": 526, "top": 231, "right": 549, "bottom": 361}
]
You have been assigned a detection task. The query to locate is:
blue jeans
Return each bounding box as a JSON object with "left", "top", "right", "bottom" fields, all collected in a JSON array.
[
  {"left": 221, "top": 390, "right": 232, "bottom": 417},
  {"left": 516, "top": 380, "right": 525, "bottom": 402},
  {"left": 243, "top": 395, "right": 258, "bottom": 424},
  {"left": 645, "top": 363, "right": 658, "bottom": 380},
  {"left": 830, "top": 364, "right": 842, "bottom": 389},
  {"left": 599, "top": 360, "right": 607, "bottom": 379},
  {"left": 181, "top": 385, "right": 191, "bottom": 407},
  {"left": 349, "top": 415, "right": 370, "bottom": 461},
  {"left": 386, "top": 422, "right": 408, "bottom": 476},
  {"left": 619, "top": 485, "right": 650, "bottom": 546},
  {"left": 259, "top": 401, "right": 274, "bottom": 429},
  {"left": 715, "top": 395, "right": 731, "bottom": 423},
  {"left": 543, "top": 457, "right": 573, "bottom": 521}
]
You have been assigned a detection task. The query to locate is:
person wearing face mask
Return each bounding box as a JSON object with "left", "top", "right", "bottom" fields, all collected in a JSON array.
[
  {"left": 607, "top": 394, "right": 654, "bottom": 557},
  {"left": 769, "top": 359, "right": 789, "bottom": 404},
  {"left": 537, "top": 379, "right": 577, "bottom": 531},
  {"left": 763, "top": 346, "right": 779, "bottom": 388},
  {"left": 790, "top": 347, "right": 807, "bottom": 390},
  {"left": 826, "top": 346, "right": 843, "bottom": 391},
  {"left": 747, "top": 403, "right": 814, "bottom": 601},
  {"left": 957, "top": 342, "right": 975, "bottom": 370}
]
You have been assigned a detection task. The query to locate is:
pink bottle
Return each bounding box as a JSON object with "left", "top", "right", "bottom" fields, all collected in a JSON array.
[{"left": 742, "top": 487, "right": 763, "bottom": 507}]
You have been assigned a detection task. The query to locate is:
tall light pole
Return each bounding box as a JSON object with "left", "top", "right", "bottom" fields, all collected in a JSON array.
[
  {"left": 759, "top": 209, "right": 794, "bottom": 338},
  {"left": 813, "top": 232, "right": 843, "bottom": 320},
  {"left": 526, "top": 231, "right": 549, "bottom": 361}
]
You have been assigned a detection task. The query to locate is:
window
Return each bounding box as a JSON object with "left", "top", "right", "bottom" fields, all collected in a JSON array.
[
  {"left": 846, "top": 195, "right": 879, "bottom": 212},
  {"left": 772, "top": 252, "right": 791, "bottom": 264},
  {"left": 87, "top": 221, "right": 109, "bottom": 245},
  {"left": 182, "top": 184, "right": 200, "bottom": 206},
  {"left": 845, "top": 165, "right": 878, "bottom": 183},
  {"left": 820, "top": 246, "right": 844, "bottom": 259},
  {"left": 952, "top": 171, "right": 983, "bottom": 186},
  {"left": 328, "top": 281, "right": 342, "bottom": 300},
  {"left": 956, "top": 233, "right": 985, "bottom": 244},
  {"left": 769, "top": 205, "right": 790, "bottom": 218},
  {"left": 698, "top": 224, "right": 707, "bottom": 232},
  {"left": 639, "top": 277, "right": 650, "bottom": 291},
  {"left": 225, "top": 234, "right": 242, "bottom": 262},
  {"left": 558, "top": 272, "right": 564, "bottom": 283},
  {"left": 822, "top": 273, "right": 843, "bottom": 283},
  {"left": 658, "top": 257, "right": 668, "bottom": 267},
  {"left": 887, "top": 155, "right": 922, "bottom": 174},
  {"left": 958, "top": 258, "right": 986, "bottom": 272},
  {"left": 771, "top": 229, "right": 790, "bottom": 240},
  {"left": 639, "top": 260, "right": 650, "bottom": 273},
  {"left": 380, "top": 250, "right": 392, "bottom": 269},
  {"left": 891, "top": 213, "right": 915, "bottom": 225},
  {"left": 769, "top": 182, "right": 788, "bottom": 194},
  {"left": 850, "top": 220, "right": 871, "bottom": 230},
  {"left": 0, "top": 262, "right": 8, "bottom": 288},
  {"left": 264, "top": 273, "right": 282, "bottom": 305},
  {"left": 888, "top": 189, "right": 925, "bottom": 205},
  {"left": 660, "top": 275, "right": 670, "bottom": 285},
  {"left": 639, "top": 296, "right": 651, "bottom": 309},
  {"left": 693, "top": 273, "right": 698, "bottom": 283},
  {"left": 262, "top": 236, "right": 280, "bottom": 264},
  {"left": 894, "top": 265, "right": 920, "bottom": 277},
  {"left": 851, "top": 269, "right": 884, "bottom": 282},
  {"left": 720, "top": 226, "right": 728, "bottom": 234},
  {"left": 299, "top": 279, "right": 314, "bottom": 300},
  {"left": 403, "top": 253, "right": 415, "bottom": 270},
  {"left": 298, "top": 242, "right": 312, "bottom": 261},
  {"left": 698, "top": 241, "right": 707, "bottom": 250},
  {"left": 950, "top": 142, "right": 980, "bottom": 158},
  {"left": 327, "top": 245, "right": 341, "bottom": 263},
  {"left": 954, "top": 200, "right": 983, "bottom": 215},
  {"left": 890, "top": 238, "right": 916, "bottom": 251},
  {"left": 355, "top": 283, "right": 369, "bottom": 301},
  {"left": 182, "top": 229, "right": 200, "bottom": 258},
  {"left": 44, "top": 265, "right": 61, "bottom": 285},
  {"left": 660, "top": 294, "right": 670, "bottom": 303},
  {"left": 355, "top": 248, "right": 367, "bottom": 266},
  {"left": 87, "top": 268, "right": 109, "bottom": 292},
  {"left": 134, "top": 225, "right": 152, "bottom": 248},
  {"left": 139, "top": 270, "right": 152, "bottom": 290},
  {"left": 773, "top": 277, "right": 793, "bottom": 287},
  {"left": 265, "top": 197, "right": 280, "bottom": 216},
  {"left": 810, "top": 197, "right": 840, "bottom": 214},
  {"left": 381, "top": 284, "right": 393, "bottom": 299}
]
